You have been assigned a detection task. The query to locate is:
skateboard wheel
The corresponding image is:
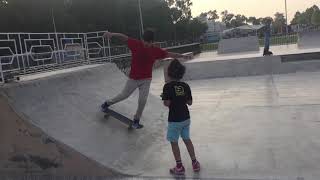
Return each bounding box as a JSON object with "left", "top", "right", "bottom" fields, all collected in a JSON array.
[{"left": 128, "top": 122, "right": 133, "bottom": 130}]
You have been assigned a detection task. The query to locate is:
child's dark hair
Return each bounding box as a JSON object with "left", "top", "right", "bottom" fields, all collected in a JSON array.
[
  {"left": 168, "top": 59, "right": 186, "bottom": 80},
  {"left": 143, "top": 29, "right": 154, "bottom": 42}
]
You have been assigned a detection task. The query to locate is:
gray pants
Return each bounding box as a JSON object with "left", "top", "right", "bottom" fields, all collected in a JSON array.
[{"left": 107, "top": 79, "right": 151, "bottom": 120}]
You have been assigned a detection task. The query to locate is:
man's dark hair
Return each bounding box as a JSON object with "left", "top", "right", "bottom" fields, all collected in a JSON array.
[
  {"left": 168, "top": 59, "right": 186, "bottom": 80},
  {"left": 143, "top": 29, "right": 155, "bottom": 42}
]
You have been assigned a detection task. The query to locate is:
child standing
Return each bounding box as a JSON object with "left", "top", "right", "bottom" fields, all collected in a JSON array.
[{"left": 161, "top": 59, "right": 200, "bottom": 175}]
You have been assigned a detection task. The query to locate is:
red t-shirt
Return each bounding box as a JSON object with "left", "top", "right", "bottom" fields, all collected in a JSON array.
[{"left": 127, "top": 38, "right": 168, "bottom": 80}]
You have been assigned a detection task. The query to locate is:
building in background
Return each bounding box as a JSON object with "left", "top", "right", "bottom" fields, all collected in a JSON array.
[
  {"left": 198, "top": 17, "right": 226, "bottom": 43},
  {"left": 222, "top": 25, "right": 265, "bottom": 39}
]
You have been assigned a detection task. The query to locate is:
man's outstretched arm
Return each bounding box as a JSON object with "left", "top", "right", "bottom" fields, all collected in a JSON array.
[
  {"left": 103, "top": 31, "right": 128, "bottom": 42},
  {"left": 167, "top": 52, "right": 192, "bottom": 60}
]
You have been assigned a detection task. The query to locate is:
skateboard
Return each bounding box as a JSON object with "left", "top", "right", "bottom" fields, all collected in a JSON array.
[{"left": 103, "top": 109, "right": 143, "bottom": 130}]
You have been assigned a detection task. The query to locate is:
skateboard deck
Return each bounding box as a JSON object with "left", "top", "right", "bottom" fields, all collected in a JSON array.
[{"left": 104, "top": 109, "right": 135, "bottom": 129}]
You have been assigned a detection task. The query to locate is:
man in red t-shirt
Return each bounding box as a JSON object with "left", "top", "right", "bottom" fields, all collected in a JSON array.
[{"left": 101, "top": 30, "right": 189, "bottom": 129}]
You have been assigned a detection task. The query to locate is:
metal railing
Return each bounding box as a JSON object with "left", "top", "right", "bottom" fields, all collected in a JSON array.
[
  {"left": 259, "top": 33, "right": 298, "bottom": 46},
  {"left": 0, "top": 31, "right": 194, "bottom": 83},
  {"left": 0, "top": 32, "right": 89, "bottom": 82}
]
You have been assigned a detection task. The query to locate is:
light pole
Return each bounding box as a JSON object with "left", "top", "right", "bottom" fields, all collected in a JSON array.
[
  {"left": 51, "top": 8, "right": 62, "bottom": 61},
  {"left": 138, "top": 0, "right": 144, "bottom": 39},
  {"left": 285, "top": 0, "right": 289, "bottom": 34},
  {"left": 51, "top": 8, "right": 57, "bottom": 34}
]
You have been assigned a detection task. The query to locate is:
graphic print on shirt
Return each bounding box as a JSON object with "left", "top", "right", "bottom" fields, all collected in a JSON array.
[{"left": 174, "top": 86, "right": 185, "bottom": 96}]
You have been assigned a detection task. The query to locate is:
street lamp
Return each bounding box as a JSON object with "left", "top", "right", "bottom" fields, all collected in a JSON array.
[
  {"left": 51, "top": 8, "right": 61, "bottom": 60},
  {"left": 138, "top": 0, "right": 144, "bottom": 39},
  {"left": 285, "top": 0, "right": 289, "bottom": 34},
  {"left": 51, "top": 8, "right": 57, "bottom": 34}
]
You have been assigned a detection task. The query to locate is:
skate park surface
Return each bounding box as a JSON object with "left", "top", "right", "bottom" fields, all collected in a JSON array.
[
  {"left": 182, "top": 44, "right": 320, "bottom": 81},
  {"left": 191, "top": 44, "right": 320, "bottom": 63},
  {"left": 1, "top": 44, "right": 320, "bottom": 180}
]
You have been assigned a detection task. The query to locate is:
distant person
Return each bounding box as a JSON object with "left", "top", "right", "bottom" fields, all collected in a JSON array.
[
  {"left": 101, "top": 29, "right": 189, "bottom": 129},
  {"left": 263, "top": 19, "right": 273, "bottom": 56},
  {"left": 162, "top": 59, "right": 200, "bottom": 175}
]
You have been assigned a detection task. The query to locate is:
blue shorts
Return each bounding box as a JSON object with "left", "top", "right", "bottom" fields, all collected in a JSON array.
[{"left": 167, "top": 119, "right": 191, "bottom": 142}]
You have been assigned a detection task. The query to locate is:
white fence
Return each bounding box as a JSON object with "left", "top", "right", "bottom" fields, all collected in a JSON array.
[
  {"left": 0, "top": 31, "right": 187, "bottom": 83},
  {"left": 0, "top": 32, "right": 90, "bottom": 83}
]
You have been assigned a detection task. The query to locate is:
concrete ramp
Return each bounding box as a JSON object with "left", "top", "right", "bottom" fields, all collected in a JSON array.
[
  {"left": 298, "top": 31, "right": 320, "bottom": 48},
  {"left": 3, "top": 58, "right": 320, "bottom": 179},
  {"left": 0, "top": 64, "right": 168, "bottom": 175}
]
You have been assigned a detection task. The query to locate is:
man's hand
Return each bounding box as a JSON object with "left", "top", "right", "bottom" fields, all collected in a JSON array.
[
  {"left": 103, "top": 31, "right": 113, "bottom": 39},
  {"left": 103, "top": 31, "right": 128, "bottom": 41},
  {"left": 182, "top": 52, "right": 194, "bottom": 60},
  {"left": 182, "top": 54, "right": 191, "bottom": 59},
  {"left": 167, "top": 52, "right": 193, "bottom": 60}
]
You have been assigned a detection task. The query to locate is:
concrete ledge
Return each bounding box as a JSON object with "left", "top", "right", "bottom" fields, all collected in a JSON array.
[
  {"left": 281, "top": 52, "right": 320, "bottom": 62},
  {"left": 218, "top": 36, "right": 259, "bottom": 54},
  {"left": 183, "top": 54, "right": 320, "bottom": 80},
  {"left": 298, "top": 31, "right": 320, "bottom": 48}
]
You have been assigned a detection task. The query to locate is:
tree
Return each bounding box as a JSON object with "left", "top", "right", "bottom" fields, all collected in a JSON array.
[
  {"left": 0, "top": 0, "right": 209, "bottom": 42},
  {"left": 198, "top": 10, "right": 219, "bottom": 21},
  {"left": 207, "top": 10, "right": 219, "bottom": 21},
  {"left": 142, "top": 0, "right": 174, "bottom": 40},
  {"left": 0, "top": 0, "right": 8, "bottom": 6},
  {"left": 247, "top": 16, "right": 261, "bottom": 25},
  {"left": 273, "top": 12, "right": 286, "bottom": 34},
  {"left": 291, "top": 5, "right": 319, "bottom": 25},
  {"left": 261, "top": 17, "right": 273, "bottom": 25},
  {"left": 166, "top": 0, "right": 192, "bottom": 21},
  {"left": 221, "top": 10, "right": 234, "bottom": 28},
  {"left": 221, "top": 11, "right": 248, "bottom": 28},
  {"left": 300, "top": 5, "right": 317, "bottom": 25},
  {"left": 230, "top": 14, "right": 247, "bottom": 27},
  {"left": 311, "top": 7, "right": 320, "bottom": 26},
  {"left": 188, "top": 18, "right": 208, "bottom": 40},
  {"left": 291, "top": 11, "right": 301, "bottom": 25},
  {"left": 170, "top": 7, "right": 183, "bottom": 24}
]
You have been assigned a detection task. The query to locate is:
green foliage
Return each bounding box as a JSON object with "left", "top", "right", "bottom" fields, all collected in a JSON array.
[
  {"left": 247, "top": 17, "right": 261, "bottom": 25},
  {"left": 230, "top": 14, "right": 247, "bottom": 27},
  {"left": 291, "top": 12, "right": 301, "bottom": 25},
  {"left": 188, "top": 18, "right": 208, "bottom": 39},
  {"left": 199, "top": 10, "right": 219, "bottom": 21},
  {"left": 311, "top": 8, "right": 320, "bottom": 26},
  {"left": 260, "top": 17, "right": 273, "bottom": 25},
  {"left": 273, "top": 12, "right": 286, "bottom": 33},
  {"left": 221, "top": 10, "right": 234, "bottom": 28},
  {"left": 167, "top": 0, "right": 192, "bottom": 21},
  {"left": 0, "top": 0, "right": 207, "bottom": 42},
  {"left": 291, "top": 5, "right": 319, "bottom": 25}
]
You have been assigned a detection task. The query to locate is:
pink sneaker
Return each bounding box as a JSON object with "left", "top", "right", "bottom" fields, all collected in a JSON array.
[
  {"left": 192, "top": 161, "right": 201, "bottom": 172},
  {"left": 170, "top": 165, "right": 185, "bottom": 175}
]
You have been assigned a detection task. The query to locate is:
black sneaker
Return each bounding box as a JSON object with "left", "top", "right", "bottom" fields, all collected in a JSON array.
[
  {"left": 101, "top": 102, "right": 110, "bottom": 113},
  {"left": 132, "top": 119, "right": 144, "bottom": 129}
]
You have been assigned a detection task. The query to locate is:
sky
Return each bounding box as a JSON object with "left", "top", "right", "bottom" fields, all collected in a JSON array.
[{"left": 191, "top": 0, "right": 320, "bottom": 22}]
